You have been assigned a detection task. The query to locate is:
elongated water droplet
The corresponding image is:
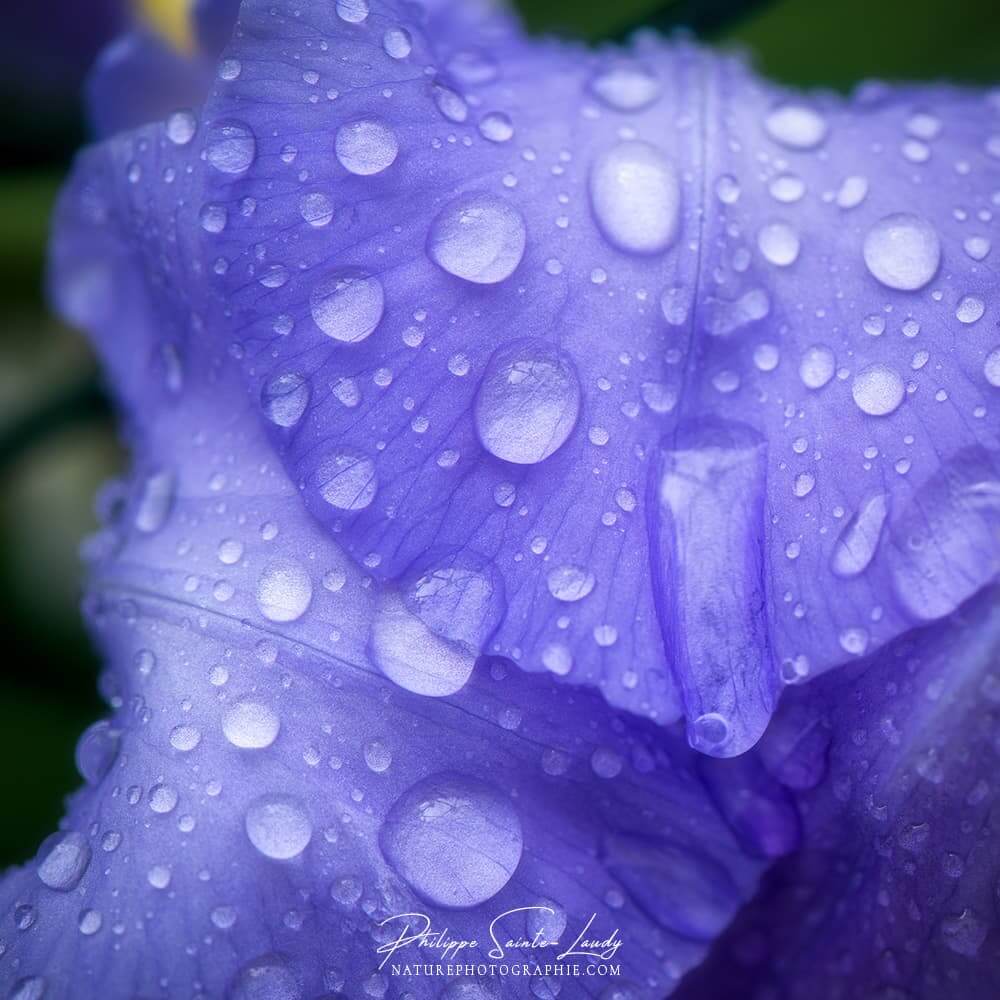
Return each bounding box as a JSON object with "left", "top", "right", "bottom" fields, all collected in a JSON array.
[
  {"left": 37, "top": 832, "right": 91, "bottom": 891},
  {"left": 831, "top": 493, "right": 890, "bottom": 577},
  {"left": 589, "top": 141, "right": 680, "bottom": 255}
]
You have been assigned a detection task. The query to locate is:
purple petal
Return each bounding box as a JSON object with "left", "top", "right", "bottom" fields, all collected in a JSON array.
[{"left": 676, "top": 585, "right": 1000, "bottom": 999}]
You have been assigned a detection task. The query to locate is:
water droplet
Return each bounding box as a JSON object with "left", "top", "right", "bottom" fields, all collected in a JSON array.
[
  {"left": 956, "top": 295, "right": 985, "bottom": 325},
  {"left": 78, "top": 909, "right": 102, "bottom": 936},
  {"left": 364, "top": 740, "right": 392, "bottom": 773},
  {"left": 370, "top": 592, "right": 477, "bottom": 697},
  {"left": 256, "top": 560, "right": 313, "bottom": 622},
  {"left": 838, "top": 626, "right": 869, "bottom": 655},
  {"left": 788, "top": 472, "right": 814, "bottom": 500},
  {"left": 964, "top": 235, "right": 991, "bottom": 261},
  {"left": 863, "top": 214, "right": 940, "bottom": 291},
  {"left": 546, "top": 565, "right": 595, "bottom": 602},
  {"left": 831, "top": 493, "right": 889, "bottom": 577},
  {"left": 310, "top": 268, "right": 385, "bottom": 343},
  {"left": 149, "top": 783, "right": 178, "bottom": 814},
  {"left": 433, "top": 81, "right": 468, "bottom": 123},
  {"left": 300, "top": 192, "right": 334, "bottom": 228},
  {"left": 169, "top": 724, "right": 201, "bottom": 751},
  {"left": 765, "top": 104, "right": 828, "bottom": 149},
  {"left": 205, "top": 120, "right": 256, "bottom": 174},
  {"left": 75, "top": 720, "right": 120, "bottom": 784},
  {"left": 37, "top": 832, "right": 90, "bottom": 891},
  {"left": 383, "top": 26, "right": 412, "bottom": 59},
  {"left": 316, "top": 450, "right": 378, "bottom": 511},
  {"left": 589, "top": 64, "right": 661, "bottom": 111},
  {"left": 379, "top": 772, "right": 522, "bottom": 908},
  {"left": 591, "top": 747, "right": 623, "bottom": 778},
  {"left": 474, "top": 339, "right": 581, "bottom": 464},
  {"left": 166, "top": 110, "right": 197, "bottom": 145},
  {"left": 589, "top": 141, "right": 680, "bottom": 255},
  {"left": 245, "top": 795, "right": 312, "bottom": 860},
  {"left": 836, "top": 175, "right": 868, "bottom": 209},
  {"left": 335, "top": 119, "right": 397, "bottom": 175},
  {"left": 336, "top": 0, "right": 369, "bottom": 22},
  {"left": 427, "top": 193, "right": 526, "bottom": 284},
  {"left": 135, "top": 470, "right": 174, "bottom": 534},
  {"left": 757, "top": 222, "right": 800, "bottom": 266},
  {"left": 223, "top": 699, "right": 280, "bottom": 749},
  {"left": 262, "top": 373, "right": 310, "bottom": 427},
  {"left": 229, "top": 954, "right": 302, "bottom": 1000},
  {"left": 479, "top": 111, "right": 514, "bottom": 143},
  {"left": 852, "top": 364, "right": 905, "bottom": 417},
  {"left": 985, "top": 347, "right": 1000, "bottom": 387},
  {"left": 799, "top": 345, "right": 835, "bottom": 389}
]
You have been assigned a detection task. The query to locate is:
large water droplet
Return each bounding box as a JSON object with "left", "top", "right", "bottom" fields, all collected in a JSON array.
[
  {"left": 589, "top": 63, "right": 661, "bottom": 111},
  {"left": 206, "top": 120, "right": 256, "bottom": 174},
  {"left": 370, "top": 592, "right": 477, "bottom": 697},
  {"left": 831, "top": 493, "right": 889, "bottom": 577},
  {"left": 310, "top": 268, "right": 385, "bottom": 343},
  {"left": 863, "top": 214, "right": 940, "bottom": 291},
  {"left": 379, "top": 772, "right": 522, "bottom": 908},
  {"left": 262, "top": 373, "right": 310, "bottom": 427},
  {"left": 36, "top": 832, "right": 91, "bottom": 891},
  {"left": 589, "top": 141, "right": 680, "bottom": 255},
  {"left": 256, "top": 560, "right": 313, "bottom": 622},
  {"left": 474, "top": 339, "right": 580, "bottom": 465},
  {"left": 316, "top": 450, "right": 378, "bottom": 511},
  {"left": 335, "top": 119, "right": 398, "bottom": 176},
  {"left": 852, "top": 364, "right": 905, "bottom": 417},
  {"left": 427, "top": 194, "right": 526, "bottom": 284},
  {"left": 223, "top": 699, "right": 280, "bottom": 749},
  {"left": 245, "top": 795, "right": 312, "bottom": 860},
  {"left": 764, "top": 104, "right": 828, "bottom": 149}
]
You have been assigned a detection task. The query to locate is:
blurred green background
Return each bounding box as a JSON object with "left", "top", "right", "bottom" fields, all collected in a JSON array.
[{"left": 0, "top": 0, "right": 998, "bottom": 869}]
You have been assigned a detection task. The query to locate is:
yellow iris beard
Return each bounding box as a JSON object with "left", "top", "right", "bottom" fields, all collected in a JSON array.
[{"left": 135, "top": 0, "right": 196, "bottom": 54}]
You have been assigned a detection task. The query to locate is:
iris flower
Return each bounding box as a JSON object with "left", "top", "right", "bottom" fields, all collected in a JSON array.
[{"left": 2, "top": 0, "right": 999, "bottom": 997}]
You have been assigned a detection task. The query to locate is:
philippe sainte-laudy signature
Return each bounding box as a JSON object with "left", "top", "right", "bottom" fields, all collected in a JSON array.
[{"left": 375, "top": 907, "right": 624, "bottom": 970}]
